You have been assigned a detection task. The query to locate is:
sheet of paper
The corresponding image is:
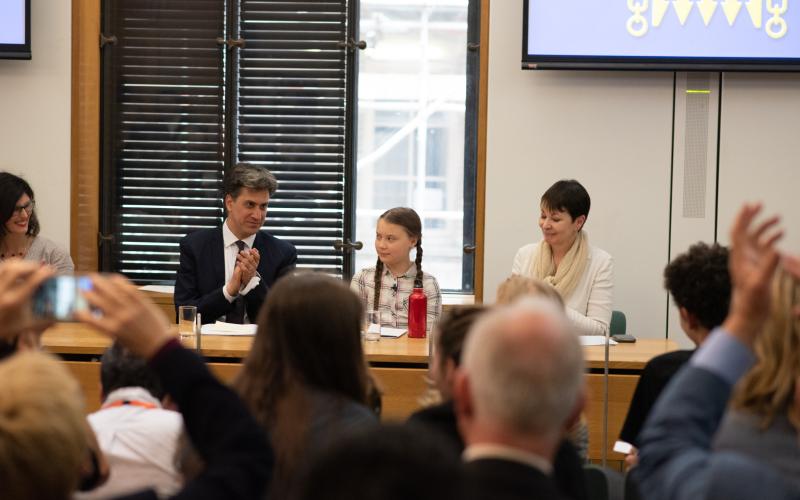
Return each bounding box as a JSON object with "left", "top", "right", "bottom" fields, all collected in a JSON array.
[
  {"left": 200, "top": 321, "right": 257, "bottom": 336},
  {"left": 579, "top": 336, "right": 618, "bottom": 346},
  {"left": 138, "top": 285, "right": 175, "bottom": 294},
  {"left": 381, "top": 327, "right": 407, "bottom": 338}
]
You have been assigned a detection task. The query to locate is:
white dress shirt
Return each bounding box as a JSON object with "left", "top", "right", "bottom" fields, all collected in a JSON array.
[
  {"left": 221, "top": 220, "right": 261, "bottom": 322},
  {"left": 76, "top": 387, "right": 184, "bottom": 499}
]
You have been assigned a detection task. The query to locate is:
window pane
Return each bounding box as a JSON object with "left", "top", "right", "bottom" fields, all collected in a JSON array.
[{"left": 355, "top": 0, "right": 470, "bottom": 292}]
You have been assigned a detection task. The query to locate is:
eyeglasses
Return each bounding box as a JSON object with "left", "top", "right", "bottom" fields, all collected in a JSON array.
[{"left": 13, "top": 200, "right": 35, "bottom": 216}]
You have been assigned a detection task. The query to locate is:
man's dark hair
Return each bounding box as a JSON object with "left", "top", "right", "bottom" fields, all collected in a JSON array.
[
  {"left": 436, "top": 305, "right": 486, "bottom": 369},
  {"left": 295, "top": 424, "right": 466, "bottom": 500},
  {"left": 100, "top": 343, "right": 165, "bottom": 400},
  {"left": 664, "top": 242, "right": 731, "bottom": 330},
  {"left": 0, "top": 172, "right": 40, "bottom": 239},
  {"left": 540, "top": 179, "right": 591, "bottom": 221},
  {"left": 223, "top": 163, "right": 278, "bottom": 198}
]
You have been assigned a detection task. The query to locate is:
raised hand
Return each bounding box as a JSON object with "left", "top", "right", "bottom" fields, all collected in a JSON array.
[
  {"left": 723, "top": 203, "right": 784, "bottom": 346},
  {"left": 75, "top": 274, "right": 173, "bottom": 359}
]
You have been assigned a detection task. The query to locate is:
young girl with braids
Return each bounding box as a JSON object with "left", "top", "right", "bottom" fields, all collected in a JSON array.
[{"left": 350, "top": 207, "right": 442, "bottom": 335}]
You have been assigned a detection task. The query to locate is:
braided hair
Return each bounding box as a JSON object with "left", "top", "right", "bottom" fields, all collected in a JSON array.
[{"left": 372, "top": 207, "right": 424, "bottom": 309}]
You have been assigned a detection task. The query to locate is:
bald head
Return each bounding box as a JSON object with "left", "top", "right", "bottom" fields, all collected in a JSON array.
[{"left": 460, "top": 298, "right": 585, "bottom": 439}]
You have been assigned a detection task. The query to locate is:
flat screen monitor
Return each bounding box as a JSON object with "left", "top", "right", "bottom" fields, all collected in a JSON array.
[
  {"left": 523, "top": 0, "right": 800, "bottom": 71},
  {"left": 0, "top": 0, "right": 31, "bottom": 60}
]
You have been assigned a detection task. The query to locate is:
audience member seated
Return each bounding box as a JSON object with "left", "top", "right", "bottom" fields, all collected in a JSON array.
[
  {"left": 233, "top": 272, "right": 377, "bottom": 498},
  {"left": 295, "top": 424, "right": 467, "bottom": 500},
  {"left": 713, "top": 267, "right": 800, "bottom": 490},
  {"left": 495, "top": 275, "right": 590, "bottom": 463},
  {"left": 409, "top": 299, "right": 587, "bottom": 500},
  {"left": 512, "top": 179, "right": 613, "bottom": 336},
  {"left": 76, "top": 343, "right": 184, "bottom": 499},
  {"left": 454, "top": 297, "right": 587, "bottom": 500},
  {"left": 0, "top": 351, "right": 88, "bottom": 500},
  {"left": 635, "top": 203, "right": 800, "bottom": 500},
  {"left": 0, "top": 172, "right": 74, "bottom": 274},
  {"left": 619, "top": 242, "right": 730, "bottom": 466}
]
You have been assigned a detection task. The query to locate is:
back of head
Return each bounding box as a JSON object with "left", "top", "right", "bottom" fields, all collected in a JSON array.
[
  {"left": 223, "top": 162, "right": 278, "bottom": 198},
  {"left": 435, "top": 305, "right": 487, "bottom": 369},
  {"left": 461, "top": 298, "right": 584, "bottom": 439},
  {"left": 0, "top": 352, "right": 87, "bottom": 500},
  {"left": 0, "top": 171, "right": 40, "bottom": 238},
  {"left": 496, "top": 275, "right": 565, "bottom": 309},
  {"left": 733, "top": 268, "right": 800, "bottom": 428},
  {"left": 540, "top": 179, "right": 591, "bottom": 220},
  {"left": 100, "top": 342, "right": 165, "bottom": 400},
  {"left": 664, "top": 241, "right": 731, "bottom": 330},
  {"left": 295, "top": 424, "right": 466, "bottom": 500},
  {"left": 236, "top": 272, "right": 368, "bottom": 422}
]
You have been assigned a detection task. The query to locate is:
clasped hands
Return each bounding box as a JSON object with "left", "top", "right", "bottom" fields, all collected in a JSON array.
[{"left": 226, "top": 248, "right": 260, "bottom": 298}]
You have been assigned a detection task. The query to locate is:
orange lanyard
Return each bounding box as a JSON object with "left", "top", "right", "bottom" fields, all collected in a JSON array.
[{"left": 102, "top": 399, "right": 158, "bottom": 410}]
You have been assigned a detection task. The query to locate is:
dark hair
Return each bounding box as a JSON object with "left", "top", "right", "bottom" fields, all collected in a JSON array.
[
  {"left": 296, "top": 424, "right": 466, "bottom": 500},
  {"left": 664, "top": 242, "right": 731, "bottom": 331},
  {"left": 0, "top": 172, "right": 40, "bottom": 239},
  {"left": 233, "top": 272, "right": 369, "bottom": 496},
  {"left": 373, "top": 207, "right": 424, "bottom": 308},
  {"left": 223, "top": 162, "right": 278, "bottom": 199},
  {"left": 100, "top": 342, "right": 165, "bottom": 400},
  {"left": 540, "top": 179, "right": 591, "bottom": 222},
  {"left": 435, "top": 305, "right": 486, "bottom": 370}
]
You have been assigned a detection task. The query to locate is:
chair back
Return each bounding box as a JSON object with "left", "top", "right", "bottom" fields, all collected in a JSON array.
[
  {"left": 583, "top": 464, "right": 624, "bottom": 500},
  {"left": 610, "top": 310, "right": 627, "bottom": 336}
]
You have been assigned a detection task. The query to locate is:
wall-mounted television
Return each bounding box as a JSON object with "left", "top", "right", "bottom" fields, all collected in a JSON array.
[
  {"left": 0, "top": 0, "right": 31, "bottom": 60},
  {"left": 523, "top": 0, "right": 799, "bottom": 71}
]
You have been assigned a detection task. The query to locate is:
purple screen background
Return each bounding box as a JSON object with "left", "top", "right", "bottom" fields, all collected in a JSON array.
[
  {"left": 528, "top": 1, "right": 799, "bottom": 60},
  {"left": 0, "top": 0, "right": 26, "bottom": 45}
]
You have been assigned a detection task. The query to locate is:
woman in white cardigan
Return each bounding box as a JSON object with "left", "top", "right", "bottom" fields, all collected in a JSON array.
[{"left": 512, "top": 179, "right": 613, "bottom": 336}]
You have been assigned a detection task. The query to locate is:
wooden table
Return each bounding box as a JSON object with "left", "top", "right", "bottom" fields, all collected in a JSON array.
[{"left": 41, "top": 323, "right": 676, "bottom": 463}]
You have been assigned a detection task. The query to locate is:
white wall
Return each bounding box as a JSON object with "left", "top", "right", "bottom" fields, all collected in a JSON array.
[
  {"left": 0, "top": 0, "right": 71, "bottom": 247},
  {"left": 484, "top": 0, "right": 674, "bottom": 339}
]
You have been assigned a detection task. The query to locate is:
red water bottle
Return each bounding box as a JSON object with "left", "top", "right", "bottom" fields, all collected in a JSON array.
[{"left": 408, "top": 285, "right": 427, "bottom": 338}]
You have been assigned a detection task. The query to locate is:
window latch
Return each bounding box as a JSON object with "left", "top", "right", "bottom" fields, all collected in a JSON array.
[
  {"left": 100, "top": 34, "right": 118, "bottom": 49},
  {"left": 216, "top": 37, "right": 246, "bottom": 50},
  {"left": 337, "top": 38, "right": 367, "bottom": 52},
  {"left": 333, "top": 239, "right": 364, "bottom": 253}
]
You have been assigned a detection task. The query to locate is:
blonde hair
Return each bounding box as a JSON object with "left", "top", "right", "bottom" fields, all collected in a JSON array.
[
  {"left": 496, "top": 275, "right": 565, "bottom": 309},
  {"left": 732, "top": 268, "right": 800, "bottom": 430},
  {"left": 0, "top": 352, "right": 87, "bottom": 500}
]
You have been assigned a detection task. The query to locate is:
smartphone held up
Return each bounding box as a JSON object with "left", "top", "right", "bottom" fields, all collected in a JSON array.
[{"left": 32, "top": 275, "right": 95, "bottom": 321}]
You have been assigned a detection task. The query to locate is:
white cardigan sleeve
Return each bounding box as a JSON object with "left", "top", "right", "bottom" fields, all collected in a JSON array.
[{"left": 566, "top": 252, "right": 614, "bottom": 336}]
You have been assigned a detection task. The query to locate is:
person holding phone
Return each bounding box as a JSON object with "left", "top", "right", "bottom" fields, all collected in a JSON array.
[
  {"left": 350, "top": 207, "right": 442, "bottom": 335},
  {"left": 0, "top": 172, "right": 74, "bottom": 275},
  {"left": 512, "top": 179, "right": 613, "bottom": 336}
]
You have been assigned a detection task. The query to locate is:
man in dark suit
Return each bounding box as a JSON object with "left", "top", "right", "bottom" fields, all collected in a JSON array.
[
  {"left": 635, "top": 203, "right": 800, "bottom": 500},
  {"left": 453, "top": 298, "right": 586, "bottom": 500},
  {"left": 174, "top": 163, "right": 296, "bottom": 324}
]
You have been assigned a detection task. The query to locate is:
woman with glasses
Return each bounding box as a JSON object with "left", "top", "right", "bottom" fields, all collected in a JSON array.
[{"left": 0, "top": 172, "right": 73, "bottom": 274}]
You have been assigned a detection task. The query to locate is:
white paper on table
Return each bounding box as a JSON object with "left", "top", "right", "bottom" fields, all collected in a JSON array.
[
  {"left": 139, "top": 285, "right": 175, "bottom": 294},
  {"left": 200, "top": 321, "right": 257, "bottom": 336},
  {"left": 381, "top": 327, "right": 407, "bottom": 338},
  {"left": 579, "top": 336, "right": 618, "bottom": 346}
]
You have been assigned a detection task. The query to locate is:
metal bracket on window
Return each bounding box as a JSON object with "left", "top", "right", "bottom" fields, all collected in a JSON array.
[
  {"left": 100, "top": 34, "right": 118, "bottom": 49},
  {"left": 337, "top": 38, "right": 367, "bottom": 52},
  {"left": 333, "top": 239, "right": 364, "bottom": 253},
  {"left": 463, "top": 244, "right": 476, "bottom": 254},
  {"left": 216, "top": 37, "right": 246, "bottom": 50},
  {"left": 98, "top": 232, "right": 115, "bottom": 247},
  {"left": 467, "top": 42, "right": 480, "bottom": 52}
]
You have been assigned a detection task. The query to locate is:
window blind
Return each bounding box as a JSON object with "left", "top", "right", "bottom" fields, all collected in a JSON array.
[
  {"left": 236, "top": 0, "right": 348, "bottom": 274},
  {"left": 102, "top": 0, "right": 351, "bottom": 283}
]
